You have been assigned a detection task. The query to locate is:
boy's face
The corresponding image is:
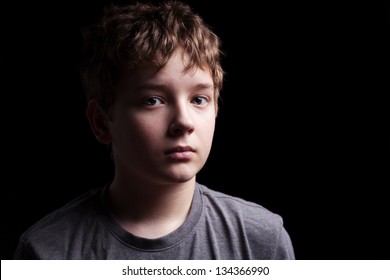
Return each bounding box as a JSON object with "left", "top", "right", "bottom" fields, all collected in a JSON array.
[{"left": 107, "top": 49, "right": 216, "bottom": 185}]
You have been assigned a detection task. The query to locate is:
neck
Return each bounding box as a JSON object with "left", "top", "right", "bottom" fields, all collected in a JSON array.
[{"left": 107, "top": 175, "right": 196, "bottom": 239}]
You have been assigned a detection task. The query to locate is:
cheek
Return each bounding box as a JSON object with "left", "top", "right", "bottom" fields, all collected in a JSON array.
[
  {"left": 199, "top": 116, "right": 216, "bottom": 145},
  {"left": 129, "top": 115, "right": 167, "bottom": 144}
]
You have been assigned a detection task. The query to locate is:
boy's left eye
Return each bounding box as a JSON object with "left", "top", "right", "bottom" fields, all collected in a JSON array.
[{"left": 191, "top": 96, "right": 208, "bottom": 105}]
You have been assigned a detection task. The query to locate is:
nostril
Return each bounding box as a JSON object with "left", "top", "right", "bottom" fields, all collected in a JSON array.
[{"left": 169, "top": 122, "right": 194, "bottom": 135}]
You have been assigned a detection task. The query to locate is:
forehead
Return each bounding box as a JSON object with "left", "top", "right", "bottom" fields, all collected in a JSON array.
[{"left": 117, "top": 50, "right": 214, "bottom": 92}]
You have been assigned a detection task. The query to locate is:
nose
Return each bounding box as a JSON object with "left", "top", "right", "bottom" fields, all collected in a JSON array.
[{"left": 168, "top": 102, "right": 195, "bottom": 136}]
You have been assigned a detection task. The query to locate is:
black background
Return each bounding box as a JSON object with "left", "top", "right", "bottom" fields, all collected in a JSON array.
[{"left": 2, "top": 0, "right": 390, "bottom": 260}]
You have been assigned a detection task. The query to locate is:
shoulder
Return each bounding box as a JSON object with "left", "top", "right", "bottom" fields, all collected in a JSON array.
[
  {"left": 199, "top": 183, "right": 283, "bottom": 226},
  {"left": 14, "top": 187, "right": 104, "bottom": 259},
  {"left": 198, "top": 183, "right": 295, "bottom": 259},
  {"left": 25, "top": 187, "right": 102, "bottom": 233}
]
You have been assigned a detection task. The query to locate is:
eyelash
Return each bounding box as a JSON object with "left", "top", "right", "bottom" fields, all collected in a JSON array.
[
  {"left": 144, "top": 96, "right": 209, "bottom": 106},
  {"left": 191, "top": 96, "right": 208, "bottom": 105},
  {"left": 145, "top": 97, "right": 163, "bottom": 106}
]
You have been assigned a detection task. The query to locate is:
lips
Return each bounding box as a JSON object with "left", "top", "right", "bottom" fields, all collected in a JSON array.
[
  {"left": 165, "top": 146, "right": 195, "bottom": 154},
  {"left": 165, "top": 146, "right": 195, "bottom": 160}
]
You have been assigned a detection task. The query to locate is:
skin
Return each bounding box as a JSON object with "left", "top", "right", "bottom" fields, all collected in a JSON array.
[{"left": 87, "top": 49, "right": 217, "bottom": 238}]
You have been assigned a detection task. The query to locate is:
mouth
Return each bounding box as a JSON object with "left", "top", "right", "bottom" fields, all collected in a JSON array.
[
  {"left": 165, "top": 146, "right": 196, "bottom": 154},
  {"left": 165, "top": 146, "right": 196, "bottom": 160}
]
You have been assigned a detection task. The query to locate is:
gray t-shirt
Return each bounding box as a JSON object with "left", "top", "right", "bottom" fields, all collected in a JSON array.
[{"left": 14, "top": 183, "right": 295, "bottom": 259}]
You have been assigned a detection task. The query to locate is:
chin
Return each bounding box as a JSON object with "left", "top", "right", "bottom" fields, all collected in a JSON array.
[
  {"left": 170, "top": 173, "right": 196, "bottom": 183},
  {"left": 155, "top": 160, "right": 203, "bottom": 183},
  {"left": 163, "top": 168, "right": 198, "bottom": 183}
]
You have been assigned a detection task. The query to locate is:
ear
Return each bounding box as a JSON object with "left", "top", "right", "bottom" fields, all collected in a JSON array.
[{"left": 86, "top": 100, "right": 112, "bottom": 144}]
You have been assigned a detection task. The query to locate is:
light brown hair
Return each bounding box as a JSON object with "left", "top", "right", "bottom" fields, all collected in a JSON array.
[{"left": 80, "top": 0, "right": 224, "bottom": 111}]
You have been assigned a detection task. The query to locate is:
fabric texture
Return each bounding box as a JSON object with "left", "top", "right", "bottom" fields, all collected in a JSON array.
[{"left": 14, "top": 183, "right": 295, "bottom": 259}]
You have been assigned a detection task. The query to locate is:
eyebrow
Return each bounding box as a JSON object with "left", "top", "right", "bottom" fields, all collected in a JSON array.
[{"left": 135, "top": 83, "right": 214, "bottom": 92}]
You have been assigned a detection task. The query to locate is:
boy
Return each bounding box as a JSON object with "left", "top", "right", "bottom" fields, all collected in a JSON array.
[{"left": 14, "top": 0, "right": 295, "bottom": 259}]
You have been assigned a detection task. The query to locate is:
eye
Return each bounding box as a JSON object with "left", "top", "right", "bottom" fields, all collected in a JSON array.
[
  {"left": 145, "top": 96, "right": 163, "bottom": 106},
  {"left": 191, "top": 96, "right": 208, "bottom": 106}
]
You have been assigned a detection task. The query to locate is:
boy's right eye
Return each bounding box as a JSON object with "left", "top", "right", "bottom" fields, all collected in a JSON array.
[{"left": 145, "top": 97, "right": 163, "bottom": 106}]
